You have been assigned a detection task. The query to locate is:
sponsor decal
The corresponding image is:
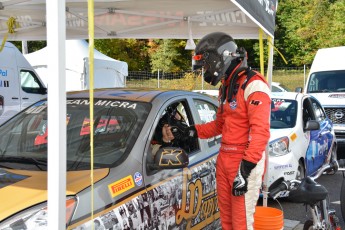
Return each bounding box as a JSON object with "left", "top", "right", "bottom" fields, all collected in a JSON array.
[
  {"left": 284, "top": 171, "right": 295, "bottom": 175},
  {"left": 229, "top": 99, "right": 237, "bottom": 110},
  {"left": 159, "top": 148, "right": 183, "bottom": 166},
  {"left": 0, "top": 169, "right": 29, "bottom": 189},
  {"left": 0, "top": 69, "right": 8, "bottom": 77},
  {"left": 0, "top": 80, "right": 9, "bottom": 87},
  {"left": 329, "top": 94, "right": 345, "bottom": 99},
  {"left": 108, "top": 175, "right": 134, "bottom": 198},
  {"left": 134, "top": 172, "right": 143, "bottom": 186},
  {"left": 176, "top": 167, "right": 219, "bottom": 229},
  {"left": 67, "top": 99, "right": 137, "bottom": 109},
  {"left": 250, "top": 100, "right": 262, "bottom": 106},
  {"left": 71, "top": 157, "right": 220, "bottom": 230},
  {"left": 274, "top": 163, "right": 292, "bottom": 170}
]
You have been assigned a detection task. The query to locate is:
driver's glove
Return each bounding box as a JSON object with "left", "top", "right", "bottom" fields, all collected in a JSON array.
[
  {"left": 186, "top": 125, "right": 197, "bottom": 138},
  {"left": 232, "top": 160, "right": 256, "bottom": 196}
]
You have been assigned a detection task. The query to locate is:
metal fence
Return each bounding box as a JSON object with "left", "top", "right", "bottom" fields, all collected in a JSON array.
[{"left": 125, "top": 66, "right": 310, "bottom": 91}]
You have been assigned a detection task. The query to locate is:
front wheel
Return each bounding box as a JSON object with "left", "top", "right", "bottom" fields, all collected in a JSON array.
[
  {"left": 296, "top": 160, "right": 305, "bottom": 180},
  {"left": 303, "top": 219, "right": 313, "bottom": 230},
  {"left": 341, "top": 176, "right": 345, "bottom": 222}
]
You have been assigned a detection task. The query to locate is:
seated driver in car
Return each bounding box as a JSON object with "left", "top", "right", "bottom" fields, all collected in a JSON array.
[{"left": 151, "top": 103, "right": 194, "bottom": 155}]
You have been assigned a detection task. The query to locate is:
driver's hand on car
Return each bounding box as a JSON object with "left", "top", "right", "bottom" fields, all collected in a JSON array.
[{"left": 162, "top": 124, "right": 175, "bottom": 143}]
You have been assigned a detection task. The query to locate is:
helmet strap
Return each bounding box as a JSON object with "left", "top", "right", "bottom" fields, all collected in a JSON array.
[
  {"left": 220, "top": 62, "right": 248, "bottom": 113},
  {"left": 226, "top": 65, "right": 248, "bottom": 102}
]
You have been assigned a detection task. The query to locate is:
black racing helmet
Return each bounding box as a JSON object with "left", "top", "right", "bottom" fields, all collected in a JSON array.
[{"left": 192, "top": 32, "right": 244, "bottom": 86}]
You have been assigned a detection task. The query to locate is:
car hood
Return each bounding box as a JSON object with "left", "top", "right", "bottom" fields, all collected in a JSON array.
[
  {"left": 269, "top": 128, "right": 294, "bottom": 142},
  {"left": 308, "top": 93, "right": 345, "bottom": 106},
  {"left": 0, "top": 168, "right": 109, "bottom": 221}
]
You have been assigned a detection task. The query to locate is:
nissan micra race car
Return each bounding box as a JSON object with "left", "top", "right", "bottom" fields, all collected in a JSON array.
[
  {"left": 0, "top": 88, "right": 222, "bottom": 229},
  {"left": 267, "top": 92, "right": 337, "bottom": 192}
]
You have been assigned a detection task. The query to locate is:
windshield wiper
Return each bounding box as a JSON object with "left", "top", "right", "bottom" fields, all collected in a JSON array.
[
  {"left": 308, "top": 90, "right": 329, "bottom": 93},
  {"left": 0, "top": 157, "right": 47, "bottom": 171}
]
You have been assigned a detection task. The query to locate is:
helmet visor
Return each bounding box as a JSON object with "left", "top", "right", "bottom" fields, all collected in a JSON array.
[{"left": 192, "top": 54, "right": 204, "bottom": 71}]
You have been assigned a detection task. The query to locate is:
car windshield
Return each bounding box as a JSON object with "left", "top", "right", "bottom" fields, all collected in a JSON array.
[
  {"left": 0, "top": 99, "right": 150, "bottom": 171},
  {"left": 307, "top": 70, "right": 345, "bottom": 93},
  {"left": 272, "top": 83, "right": 290, "bottom": 92},
  {"left": 270, "top": 98, "right": 297, "bottom": 129}
]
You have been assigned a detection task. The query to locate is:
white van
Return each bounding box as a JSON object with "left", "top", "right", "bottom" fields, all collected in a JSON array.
[
  {"left": 304, "top": 46, "right": 345, "bottom": 158},
  {"left": 0, "top": 42, "right": 47, "bottom": 125}
]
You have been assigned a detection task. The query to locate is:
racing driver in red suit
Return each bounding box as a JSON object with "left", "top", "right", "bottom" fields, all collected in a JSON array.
[{"left": 188, "top": 32, "right": 271, "bottom": 230}]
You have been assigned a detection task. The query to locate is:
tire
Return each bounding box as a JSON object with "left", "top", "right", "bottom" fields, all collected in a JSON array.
[
  {"left": 296, "top": 160, "right": 305, "bottom": 180},
  {"left": 341, "top": 176, "right": 345, "bottom": 223},
  {"left": 303, "top": 219, "right": 313, "bottom": 230}
]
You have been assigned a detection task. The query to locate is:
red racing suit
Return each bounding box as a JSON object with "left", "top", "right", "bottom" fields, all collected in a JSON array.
[{"left": 195, "top": 69, "right": 271, "bottom": 230}]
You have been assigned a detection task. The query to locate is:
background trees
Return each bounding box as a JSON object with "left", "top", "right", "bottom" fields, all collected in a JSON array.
[
  {"left": 11, "top": 0, "right": 345, "bottom": 71},
  {"left": 274, "top": 0, "right": 345, "bottom": 66}
]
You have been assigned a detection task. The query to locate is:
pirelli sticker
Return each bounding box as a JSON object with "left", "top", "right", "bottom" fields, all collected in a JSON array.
[{"left": 108, "top": 175, "right": 135, "bottom": 198}]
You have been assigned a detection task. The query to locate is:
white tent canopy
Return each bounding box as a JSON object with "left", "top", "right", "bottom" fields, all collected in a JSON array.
[
  {"left": 0, "top": 1, "right": 278, "bottom": 228},
  {"left": 24, "top": 40, "right": 128, "bottom": 91},
  {"left": 0, "top": 0, "right": 277, "bottom": 40}
]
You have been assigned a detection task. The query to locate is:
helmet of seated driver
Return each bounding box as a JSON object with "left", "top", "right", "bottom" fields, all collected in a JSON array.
[{"left": 192, "top": 32, "right": 245, "bottom": 86}]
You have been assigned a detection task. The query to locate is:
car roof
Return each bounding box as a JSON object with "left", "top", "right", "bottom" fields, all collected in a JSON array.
[
  {"left": 66, "top": 88, "right": 198, "bottom": 103},
  {"left": 271, "top": 91, "right": 301, "bottom": 100}
]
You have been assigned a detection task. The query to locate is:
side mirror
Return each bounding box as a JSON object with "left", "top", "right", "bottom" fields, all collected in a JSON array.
[
  {"left": 295, "top": 87, "right": 303, "bottom": 93},
  {"left": 152, "top": 147, "right": 189, "bottom": 170},
  {"left": 304, "top": 120, "right": 320, "bottom": 131},
  {"left": 39, "top": 87, "right": 47, "bottom": 95}
]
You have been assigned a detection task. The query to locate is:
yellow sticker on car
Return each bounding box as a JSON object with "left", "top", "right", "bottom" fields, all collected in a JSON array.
[
  {"left": 108, "top": 175, "right": 135, "bottom": 198},
  {"left": 290, "top": 133, "right": 297, "bottom": 141}
]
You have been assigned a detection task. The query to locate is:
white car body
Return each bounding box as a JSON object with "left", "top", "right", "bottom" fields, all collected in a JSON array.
[
  {"left": 271, "top": 82, "right": 290, "bottom": 92},
  {"left": 266, "top": 92, "right": 337, "bottom": 193}
]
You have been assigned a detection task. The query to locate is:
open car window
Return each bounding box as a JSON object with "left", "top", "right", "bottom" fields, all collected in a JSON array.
[{"left": 151, "top": 100, "right": 199, "bottom": 155}]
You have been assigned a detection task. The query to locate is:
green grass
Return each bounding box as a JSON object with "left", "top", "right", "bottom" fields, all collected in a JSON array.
[{"left": 272, "top": 69, "right": 308, "bottom": 92}]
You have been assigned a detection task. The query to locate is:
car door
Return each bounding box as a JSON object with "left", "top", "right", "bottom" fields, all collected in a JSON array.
[
  {"left": 310, "top": 97, "right": 334, "bottom": 164},
  {"left": 304, "top": 96, "right": 332, "bottom": 176},
  {"left": 143, "top": 95, "right": 220, "bottom": 230}
]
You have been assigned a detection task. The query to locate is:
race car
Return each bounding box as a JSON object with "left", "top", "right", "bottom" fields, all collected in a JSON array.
[
  {"left": 0, "top": 88, "right": 221, "bottom": 229},
  {"left": 266, "top": 92, "right": 337, "bottom": 192}
]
